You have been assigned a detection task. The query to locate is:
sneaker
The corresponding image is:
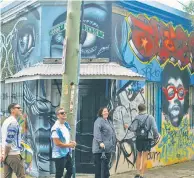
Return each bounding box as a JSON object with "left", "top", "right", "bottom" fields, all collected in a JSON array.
[{"left": 134, "top": 175, "right": 140, "bottom": 178}]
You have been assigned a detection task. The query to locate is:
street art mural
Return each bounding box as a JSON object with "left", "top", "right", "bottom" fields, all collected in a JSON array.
[
  {"left": 108, "top": 80, "right": 145, "bottom": 173},
  {"left": 1, "top": 1, "right": 111, "bottom": 176},
  {"left": 50, "top": 1, "right": 111, "bottom": 59},
  {"left": 112, "top": 7, "right": 194, "bottom": 171},
  {"left": 1, "top": 1, "right": 194, "bottom": 176},
  {"left": 162, "top": 63, "right": 189, "bottom": 127},
  {"left": 1, "top": 8, "right": 58, "bottom": 175},
  {"left": 127, "top": 14, "right": 194, "bottom": 73},
  {"left": 156, "top": 63, "right": 194, "bottom": 165}
]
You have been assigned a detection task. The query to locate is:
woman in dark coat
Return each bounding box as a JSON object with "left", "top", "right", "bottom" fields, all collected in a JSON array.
[{"left": 92, "top": 107, "right": 117, "bottom": 178}]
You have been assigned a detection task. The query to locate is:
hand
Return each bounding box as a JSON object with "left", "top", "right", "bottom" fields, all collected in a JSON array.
[
  {"left": 71, "top": 141, "right": 77, "bottom": 147},
  {"left": 68, "top": 141, "right": 76, "bottom": 148},
  {"left": 100, "top": 143, "right": 105, "bottom": 149},
  {"left": 124, "top": 124, "right": 129, "bottom": 129}
]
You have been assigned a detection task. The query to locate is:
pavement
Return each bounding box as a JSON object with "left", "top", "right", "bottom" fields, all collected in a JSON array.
[
  {"left": 78, "top": 161, "right": 194, "bottom": 178},
  {"left": 1, "top": 161, "right": 194, "bottom": 178},
  {"left": 110, "top": 161, "right": 194, "bottom": 178}
]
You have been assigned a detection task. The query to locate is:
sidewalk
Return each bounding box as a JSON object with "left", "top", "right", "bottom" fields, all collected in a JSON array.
[
  {"left": 110, "top": 161, "right": 194, "bottom": 178},
  {"left": 77, "top": 161, "right": 194, "bottom": 178},
  {"left": 1, "top": 161, "right": 194, "bottom": 178}
]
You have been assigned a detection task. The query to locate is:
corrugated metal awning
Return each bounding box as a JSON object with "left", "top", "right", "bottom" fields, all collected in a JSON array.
[{"left": 5, "top": 62, "right": 145, "bottom": 83}]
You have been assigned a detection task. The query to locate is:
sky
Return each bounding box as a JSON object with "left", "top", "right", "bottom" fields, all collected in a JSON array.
[
  {"left": 141, "top": 0, "right": 190, "bottom": 11},
  {"left": 0, "top": 0, "right": 192, "bottom": 11}
]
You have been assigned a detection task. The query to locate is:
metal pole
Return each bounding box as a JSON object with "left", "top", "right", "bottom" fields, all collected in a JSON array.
[{"left": 60, "top": 0, "right": 82, "bottom": 177}]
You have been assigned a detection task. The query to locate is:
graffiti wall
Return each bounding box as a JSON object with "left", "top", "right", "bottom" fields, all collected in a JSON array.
[
  {"left": 111, "top": 5, "right": 194, "bottom": 173},
  {"left": 1, "top": 1, "right": 194, "bottom": 176},
  {"left": 0, "top": 1, "right": 112, "bottom": 176},
  {"left": 108, "top": 80, "right": 145, "bottom": 173}
]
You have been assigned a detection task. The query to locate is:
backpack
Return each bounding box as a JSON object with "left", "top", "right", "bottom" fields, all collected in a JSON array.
[{"left": 136, "top": 115, "right": 150, "bottom": 140}]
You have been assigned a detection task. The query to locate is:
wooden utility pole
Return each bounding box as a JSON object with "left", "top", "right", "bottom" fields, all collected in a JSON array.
[{"left": 60, "top": 0, "right": 82, "bottom": 177}]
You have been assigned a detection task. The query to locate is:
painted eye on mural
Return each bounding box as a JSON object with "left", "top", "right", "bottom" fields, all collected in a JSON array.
[
  {"left": 54, "top": 33, "right": 64, "bottom": 44},
  {"left": 177, "top": 88, "right": 185, "bottom": 98},
  {"left": 168, "top": 87, "right": 175, "bottom": 97},
  {"left": 81, "top": 20, "right": 98, "bottom": 55},
  {"left": 17, "top": 25, "right": 35, "bottom": 58}
]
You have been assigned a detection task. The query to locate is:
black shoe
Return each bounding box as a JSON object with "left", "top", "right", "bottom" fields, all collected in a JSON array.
[
  {"left": 134, "top": 175, "right": 140, "bottom": 178},
  {"left": 139, "top": 176, "right": 144, "bottom": 178}
]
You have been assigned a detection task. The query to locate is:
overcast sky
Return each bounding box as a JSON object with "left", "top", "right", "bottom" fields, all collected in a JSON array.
[
  {"left": 0, "top": 0, "right": 191, "bottom": 11},
  {"left": 142, "top": 0, "right": 190, "bottom": 11}
]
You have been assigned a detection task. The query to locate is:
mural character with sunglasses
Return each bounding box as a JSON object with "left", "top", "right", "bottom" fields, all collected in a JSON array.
[{"left": 162, "top": 63, "right": 190, "bottom": 127}]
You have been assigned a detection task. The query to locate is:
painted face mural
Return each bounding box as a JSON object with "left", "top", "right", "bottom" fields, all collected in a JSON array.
[
  {"left": 162, "top": 63, "right": 190, "bottom": 127},
  {"left": 1, "top": 9, "right": 58, "bottom": 175},
  {"left": 50, "top": 2, "right": 111, "bottom": 58}
]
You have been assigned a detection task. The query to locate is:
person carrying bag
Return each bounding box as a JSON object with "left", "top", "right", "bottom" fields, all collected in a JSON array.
[{"left": 128, "top": 103, "right": 160, "bottom": 178}]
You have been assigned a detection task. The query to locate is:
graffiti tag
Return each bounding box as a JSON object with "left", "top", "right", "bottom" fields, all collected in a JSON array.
[
  {"left": 148, "top": 151, "right": 161, "bottom": 162},
  {"left": 127, "top": 14, "right": 194, "bottom": 73},
  {"left": 158, "top": 117, "right": 194, "bottom": 163}
]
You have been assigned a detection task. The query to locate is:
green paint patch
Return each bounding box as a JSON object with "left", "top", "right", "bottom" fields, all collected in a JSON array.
[{"left": 49, "top": 23, "right": 104, "bottom": 39}]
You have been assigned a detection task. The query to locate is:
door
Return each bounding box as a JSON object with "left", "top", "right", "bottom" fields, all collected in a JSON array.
[{"left": 76, "top": 80, "right": 107, "bottom": 173}]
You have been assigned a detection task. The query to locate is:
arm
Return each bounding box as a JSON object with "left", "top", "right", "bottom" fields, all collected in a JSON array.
[
  {"left": 150, "top": 116, "right": 159, "bottom": 139},
  {"left": 93, "top": 119, "right": 103, "bottom": 144},
  {"left": 51, "top": 131, "right": 75, "bottom": 148},
  {"left": 52, "top": 138, "right": 74, "bottom": 148}
]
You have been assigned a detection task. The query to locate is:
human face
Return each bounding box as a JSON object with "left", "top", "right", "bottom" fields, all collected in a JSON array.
[
  {"left": 102, "top": 108, "right": 109, "bottom": 119},
  {"left": 12, "top": 104, "right": 22, "bottom": 117},
  {"left": 57, "top": 110, "right": 67, "bottom": 123},
  {"left": 163, "top": 78, "right": 187, "bottom": 127}
]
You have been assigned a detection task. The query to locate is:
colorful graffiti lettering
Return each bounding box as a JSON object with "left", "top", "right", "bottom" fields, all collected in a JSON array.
[
  {"left": 127, "top": 14, "right": 194, "bottom": 73},
  {"left": 158, "top": 116, "right": 194, "bottom": 164}
]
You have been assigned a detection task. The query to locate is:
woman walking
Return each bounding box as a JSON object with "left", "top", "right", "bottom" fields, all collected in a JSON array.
[{"left": 92, "top": 107, "right": 117, "bottom": 178}]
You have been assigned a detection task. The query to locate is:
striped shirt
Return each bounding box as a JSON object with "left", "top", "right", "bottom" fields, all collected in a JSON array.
[{"left": 1, "top": 116, "right": 21, "bottom": 155}]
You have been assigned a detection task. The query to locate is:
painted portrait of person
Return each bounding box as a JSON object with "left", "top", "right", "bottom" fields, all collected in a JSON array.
[
  {"left": 8, "top": 8, "right": 57, "bottom": 175},
  {"left": 162, "top": 63, "right": 190, "bottom": 127},
  {"left": 50, "top": 1, "right": 111, "bottom": 59}
]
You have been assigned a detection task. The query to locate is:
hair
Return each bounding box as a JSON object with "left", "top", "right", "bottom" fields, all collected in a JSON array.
[
  {"left": 138, "top": 103, "right": 146, "bottom": 112},
  {"left": 55, "top": 107, "right": 65, "bottom": 115},
  {"left": 162, "top": 63, "right": 190, "bottom": 115},
  {"left": 8, "top": 103, "right": 18, "bottom": 114},
  {"left": 98, "top": 107, "right": 108, "bottom": 117}
]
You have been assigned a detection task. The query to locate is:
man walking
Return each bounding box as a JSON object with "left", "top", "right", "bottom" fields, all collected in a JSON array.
[
  {"left": 1, "top": 103, "right": 25, "bottom": 178},
  {"left": 128, "top": 103, "right": 159, "bottom": 178},
  {"left": 51, "top": 108, "right": 76, "bottom": 178}
]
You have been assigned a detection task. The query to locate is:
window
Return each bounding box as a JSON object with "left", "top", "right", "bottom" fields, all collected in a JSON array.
[{"left": 146, "top": 82, "right": 162, "bottom": 132}]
